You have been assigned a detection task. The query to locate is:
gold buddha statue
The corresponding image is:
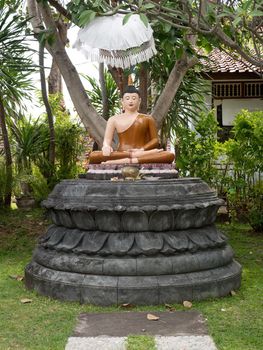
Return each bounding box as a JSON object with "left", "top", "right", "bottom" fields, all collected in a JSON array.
[{"left": 89, "top": 86, "right": 175, "bottom": 164}]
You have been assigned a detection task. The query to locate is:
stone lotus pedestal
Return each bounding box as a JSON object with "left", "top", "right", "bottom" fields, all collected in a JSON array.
[{"left": 25, "top": 177, "right": 241, "bottom": 305}]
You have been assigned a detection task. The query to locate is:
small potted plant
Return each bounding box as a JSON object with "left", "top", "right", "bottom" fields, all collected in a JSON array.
[{"left": 14, "top": 173, "right": 36, "bottom": 209}]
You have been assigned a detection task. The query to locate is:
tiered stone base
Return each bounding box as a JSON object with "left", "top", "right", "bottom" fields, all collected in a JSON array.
[{"left": 25, "top": 177, "right": 241, "bottom": 305}]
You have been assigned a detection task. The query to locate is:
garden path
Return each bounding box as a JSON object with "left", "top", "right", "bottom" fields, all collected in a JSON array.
[{"left": 65, "top": 311, "right": 217, "bottom": 349}]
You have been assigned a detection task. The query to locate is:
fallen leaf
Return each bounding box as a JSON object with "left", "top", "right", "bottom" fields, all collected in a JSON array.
[
  {"left": 230, "top": 290, "right": 236, "bottom": 296},
  {"left": 20, "top": 298, "right": 32, "bottom": 304},
  {"left": 147, "top": 313, "right": 159, "bottom": 321},
  {"left": 111, "top": 177, "right": 121, "bottom": 181},
  {"left": 120, "top": 303, "right": 134, "bottom": 309},
  {"left": 183, "top": 301, "right": 192, "bottom": 308},
  {"left": 9, "top": 275, "right": 24, "bottom": 281},
  {"left": 9, "top": 275, "right": 17, "bottom": 280},
  {"left": 165, "top": 303, "right": 176, "bottom": 311}
]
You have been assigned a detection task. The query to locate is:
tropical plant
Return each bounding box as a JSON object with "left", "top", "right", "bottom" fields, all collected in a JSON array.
[
  {"left": 159, "top": 71, "right": 210, "bottom": 143},
  {"left": 8, "top": 114, "right": 48, "bottom": 200},
  {"left": 9, "top": 115, "right": 49, "bottom": 174},
  {"left": 54, "top": 120, "right": 85, "bottom": 180},
  {"left": 0, "top": 1, "right": 35, "bottom": 207},
  {"left": 28, "top": 166, "right": 50, "bottom": 203},
  {"left": 83, "top": 71, "right": 120, "bottom": 119}
]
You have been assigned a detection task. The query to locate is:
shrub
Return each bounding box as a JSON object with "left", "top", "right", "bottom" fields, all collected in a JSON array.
[{"left": 175, "top": 110, "right": 220, "bottom": 185}]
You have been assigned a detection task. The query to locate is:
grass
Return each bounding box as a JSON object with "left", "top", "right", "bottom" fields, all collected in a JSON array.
[
  {"left": 0, "top": 208, "right": 262, "bottom": 350},
  {"left": 127, "top": 335, "right": 157, "bottom": 350}
]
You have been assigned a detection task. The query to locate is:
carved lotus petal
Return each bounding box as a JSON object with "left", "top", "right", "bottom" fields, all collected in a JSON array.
[
  {"left": 57, "top": 210, "right": 74, "bottom": 228},
  {"left": 174, "top": 209, "right": 197, "bottom": 230},
  {"left": 192, "top": 208, "right": 208, "bottom": 227},
  {"left": 95, "top": 210, "right": 121, "bottom": 232},
  {"left": 135, "top": 232, "right": 163, "bottom": 255},
  {"left": 187, "top": 231, "right": 211, "bottom": 249},
  {"left": 164, "top": 232, "right": 188, "bottom": 251},
  {"left": 71, "top": 211, "right": 95, "bottom": 230},
  {"left": 39, "top": 224, "right": 56, "bottom": 243},
  {"left": 55, "top": 229, "right": 85, "bottom": 251},
  {"left": 205, "top": 206, "right": 218, "bottom": 224},
  {"left": 187, "top": 239, "right": 198, "bottom": 252},
  {"left": 122, "top": 210, "right": 148, "bottom": 232},
  {"left": 205, "top": 228, "right": 226, "bottom": 246},
  {"left": 160, "top": 241, "right": 175, "bottom": 254},
  {"left": 107, "top": 233, "right": 134, "bottom": 255},
  {"left": 49, "top": 209, "right": 61, "bottom": 226},
  {"left": 74, "top": 231, "right": 108, "bottom": 254},
  {"left": 149, "top": 210, "right": 173, "bottom": 232},
  {"left": 43, "top": 226, "right": 66, "bottom": 248}
]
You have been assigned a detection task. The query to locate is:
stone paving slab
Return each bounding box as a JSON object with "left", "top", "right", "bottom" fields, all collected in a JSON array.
[
  {"left": 65, "top": 337, "right": 127, "bottom": 350},
  {"left": 155, "top": 335, "right": 217, "bottom": 350},
  {"left": 73, "top": 311, "right": 208, "bottom": 337}
]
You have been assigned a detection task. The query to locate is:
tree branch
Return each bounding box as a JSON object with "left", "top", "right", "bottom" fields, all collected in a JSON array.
[{"left": 46, "top": 0, "right": 72, "bottom": 21}]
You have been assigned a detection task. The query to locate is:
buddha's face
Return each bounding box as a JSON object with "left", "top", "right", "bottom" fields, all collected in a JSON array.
[{"left": 122, "top": 93, "right": 141, "bottom": 112}]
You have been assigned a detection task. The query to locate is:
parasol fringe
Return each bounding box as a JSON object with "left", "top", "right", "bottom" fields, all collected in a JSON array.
[{"left": 76, "top": 38, "right": 157, "bottom": 69}]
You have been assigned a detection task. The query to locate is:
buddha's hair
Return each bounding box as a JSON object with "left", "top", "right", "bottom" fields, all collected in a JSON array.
[{"left": 122, "top": 85, "right": 140, "bottom": 97}]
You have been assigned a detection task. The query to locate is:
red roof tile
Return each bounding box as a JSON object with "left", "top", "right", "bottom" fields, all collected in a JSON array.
[{"left": 201, "top": 48, "right": 261, "bottom": 73}]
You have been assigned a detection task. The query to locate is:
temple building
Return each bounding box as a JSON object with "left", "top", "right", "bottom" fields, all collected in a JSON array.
[{"left": 201, "top": 48, "right": 263, "bottom": 141}]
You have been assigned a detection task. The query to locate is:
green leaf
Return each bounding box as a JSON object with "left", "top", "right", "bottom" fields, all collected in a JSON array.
[
  {"left": 123, "top": 13, "right": 133, "bottom": 26},
  {"left": 93, "top": 0, "right": 102, "bottom": 7},
  {"left": 163, "top": 23, "right": 171, "bottom": 33},
  {"left": 139, "top": 13, "right": 149, "bottom": 28},
  {"left": 250, "top": 10, "right": 263, "bottom": 17},
  {"left": 143, "top": 3, "right": 156, "bottom": 10},
  {"left": 138, "top": 0, "right": 143, "bottom": 8},
  {"left": 242, "top": 0, "right": 253, "bottom": 11},
  {"left": 78, "top": 10, "right": 96, "bottom": 27},
  {"left": 232, "top": 17, "right": 241, "bottom": 27},
  {"left": 175, "top": 47, "right": 184, "bottom": 59}
]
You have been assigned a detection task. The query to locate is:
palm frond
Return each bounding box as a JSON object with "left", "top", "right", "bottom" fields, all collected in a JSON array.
[{"left": 0, "top": 2, "right": 36, "bottom": 104}]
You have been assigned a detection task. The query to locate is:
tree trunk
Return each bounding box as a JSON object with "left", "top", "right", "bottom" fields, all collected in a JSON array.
[
  {"left": 152, "top": 53, "right": 198, "bottom": 128},
  {"left": 48, "top": 18, "right": 68, "bottom": 111},
  {"left": 108, "top": 66, "right": 128, "bottom": 96},
  {"left": 39, "top": 42, "right": 56, "bottom": 173},
  {"left": 139, "top": 63, "right": 148, "bottom": 114},
  {"left": 99, "top": 63, "right": 110, "bottom": 119},
  {"left": 48, "top": 60, "right": 62, "bottom": 95},
  {"left": 0, "top": 95, "right": 12, "bottom": 207}
]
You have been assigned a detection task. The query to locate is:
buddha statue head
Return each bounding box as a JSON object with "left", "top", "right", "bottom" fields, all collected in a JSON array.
[{"left": 121, "top": 85, "right": 141, "bottom": 113}]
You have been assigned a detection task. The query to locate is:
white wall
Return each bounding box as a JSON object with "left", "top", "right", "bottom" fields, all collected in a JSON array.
[{"left": 214, "top": 98, "right": 263, "bottom": 126}]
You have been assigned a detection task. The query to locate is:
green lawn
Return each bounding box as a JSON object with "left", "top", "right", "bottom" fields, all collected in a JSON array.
[{"left": 0, "top": 208, "right": 262, "bottom": 350}]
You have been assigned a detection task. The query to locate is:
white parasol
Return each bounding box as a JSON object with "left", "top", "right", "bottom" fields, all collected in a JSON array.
[{"left": 73, "top": 13, "right": 157, "bottom": 69}]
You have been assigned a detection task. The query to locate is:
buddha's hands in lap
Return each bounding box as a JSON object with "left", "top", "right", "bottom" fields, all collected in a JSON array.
[
  {"left": 102, "top": 145, "right": 113, "bottom": 156},
  {"left": 129, "top": 148, "right": 163, "bottom": 158}
]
